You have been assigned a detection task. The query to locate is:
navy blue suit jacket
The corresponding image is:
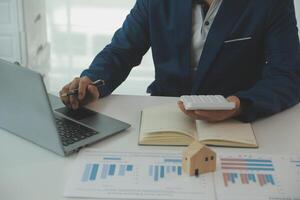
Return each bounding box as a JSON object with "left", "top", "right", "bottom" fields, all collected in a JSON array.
[{"left": 81, "top": 0, "right": 300, "bottom": 122}]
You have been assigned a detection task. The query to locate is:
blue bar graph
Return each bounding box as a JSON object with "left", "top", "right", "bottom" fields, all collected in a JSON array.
[
  {"left": 229, "top": 173, "right": 237, "bottom": 183},
  {"left": 149, "top": 165, "right": 182, "bottom": 182},
  {"left": 154, "top": 166, "right": 159, "bottom": 182},
  {"left": 160, "top": 166, "right": 165, "bottom": 178},
  {"left": 108, "top": 164, "right": 116, "bottom": 176},
  {"left": 265, "top": 174, "right": 275, "bottom": 185},
  {"left": 82, "top": 164, "right": 100, "bottom": 182},
  {"left": 81, "top": 163, "right": 134, "bottom": 182},
  {"left": 127, "top": 165, "right": 133, "bottom": 171},
  {"left": 82, "top": 164, "right": 92, "bottom": 182},
  {"left": 269, "top": 176, "right": 275, "bottom": 185},
  {"left": 177, "top": 166, "right": 182, "bottom": 175},
  {"left": 223, "top": 173, "right": 276, "bottom": 187},
  {"left": 90, "top": 164, "right": 99, "bottom": 180},
  {"left": 248, "top": 174, "right": 256, "bottom": 182}
]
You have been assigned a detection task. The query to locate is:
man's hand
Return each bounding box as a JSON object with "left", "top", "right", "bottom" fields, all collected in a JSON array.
[
  {"left": 178, "top": 96, "right": 241, "bottom": 122},
  {"left": 59, "top": 76, "right": 100, "bottom": 110}
]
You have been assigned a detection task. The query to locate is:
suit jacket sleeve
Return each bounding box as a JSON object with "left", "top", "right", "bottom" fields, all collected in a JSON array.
[
  {"left": 236, "top": 0, "right": 300, "bottom": 122},
  {"left": 81, "top": 0, "right": 150, "bottom": 97}
]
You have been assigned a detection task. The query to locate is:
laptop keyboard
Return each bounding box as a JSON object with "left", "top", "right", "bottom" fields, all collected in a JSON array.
[{"left": 55, "top": 116, "right": 98, "bottom": 146}]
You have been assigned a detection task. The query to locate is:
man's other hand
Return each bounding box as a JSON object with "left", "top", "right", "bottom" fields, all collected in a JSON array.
[
  {"left": 59, "top": 76, "right": 100, "bottom": 110},
  {"left": 178, "top": 96, "right": 241, "bottom": 122}
]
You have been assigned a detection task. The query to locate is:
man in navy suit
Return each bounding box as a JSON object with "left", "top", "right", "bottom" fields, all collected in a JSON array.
[{"left": 60, "top": 0, "right": 300, "bottom": 122}]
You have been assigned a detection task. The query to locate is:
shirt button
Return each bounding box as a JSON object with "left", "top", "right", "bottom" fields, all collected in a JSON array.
[{"left": 205, "top": 21, "right": 210, "bottom": 26}]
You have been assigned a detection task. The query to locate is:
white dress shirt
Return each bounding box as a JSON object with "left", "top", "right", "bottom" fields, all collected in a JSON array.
[{"left": 191, "top": 0, "right": 223, "bottom": 71}]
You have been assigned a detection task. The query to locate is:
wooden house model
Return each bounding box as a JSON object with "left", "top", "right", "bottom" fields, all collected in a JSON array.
[{"left": 182, "top": 141, "right": 216, "bottom": 176}]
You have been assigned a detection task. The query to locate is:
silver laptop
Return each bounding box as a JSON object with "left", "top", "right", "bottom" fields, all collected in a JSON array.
[{"left": 0, "top": 59, "right": 130, "bottom": 156}]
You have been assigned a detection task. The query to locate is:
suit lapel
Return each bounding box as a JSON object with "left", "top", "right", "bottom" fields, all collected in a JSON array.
[{"left": 192, "top": 0, "right": 249, "bottom": 94}]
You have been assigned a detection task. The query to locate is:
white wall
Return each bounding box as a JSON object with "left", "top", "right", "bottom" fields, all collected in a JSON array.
[{"left": 45, "top": 0, "right": 155, "bottom": 95}]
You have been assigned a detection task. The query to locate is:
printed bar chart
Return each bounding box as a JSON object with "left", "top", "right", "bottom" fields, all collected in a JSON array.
[
  {"left": 257, "top": 174, "right": 275, "bottom": 186},
  {"left": 147, "top": 157, "right": 183, "bottom": 182},
  {"left": 223, "top": 173, "right": 275, "bottom": 187},
  {"left": 64, "top": 150, "right": 216, "bottom": 200},
  {"left": 90, "top": 164, "right": 99, "bottom": 180},
  {"left": 213, "top": 154, "right": 300, "bottom": 200},
  {"left": 221, "top": 158, "right": 274, "bottom": 171},
  {"left": 149, "top": 165, "right": 182, "bottom": 182},
  {"left": 220, "top": 157, "right": 276, "bottom": 187},
  {"left": 81, "top": 163, "right": 134, "bottom": 181}
]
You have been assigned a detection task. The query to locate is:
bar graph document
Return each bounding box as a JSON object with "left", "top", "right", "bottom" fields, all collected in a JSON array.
[
  {"left": 214, "top": 153, "right": 300, "bottom": 200},
  {"left": 64, "top": 149, "right": 215, "bottom": 200}
]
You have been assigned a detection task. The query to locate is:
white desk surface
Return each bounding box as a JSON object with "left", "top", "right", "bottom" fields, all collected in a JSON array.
[{"left": 1, "top": 94, "right": 300, "bottom": 200}]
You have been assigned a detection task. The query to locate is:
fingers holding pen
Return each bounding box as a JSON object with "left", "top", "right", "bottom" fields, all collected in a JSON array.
[
  {"left": 78, "top": 77, "right": 92, "bottom": 100},
  {"left": 59, "top": 83, "right": 72, "bottom": 108},
  {"left": 78, "top": 84, "right": 100, "bottom": 106},
  {"left": 68, "top": 78, "right": 81, "bottom": 110},
  {"left": 59, "top": 76, "right": 101, "bottom": 110}
]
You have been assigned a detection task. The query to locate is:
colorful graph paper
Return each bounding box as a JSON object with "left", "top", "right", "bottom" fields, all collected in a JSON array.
[
  {"left": 220, "top": 157, "right": 276, "bottom": 187},
  {"left": 81, "top": 163, "right": 133, "bottom": 182},
  {"left": 149, "top": 158, "right": 182, "bottom": 182}
]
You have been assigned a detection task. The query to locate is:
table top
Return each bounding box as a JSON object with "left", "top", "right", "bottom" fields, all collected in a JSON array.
[{"left": 1, "top": 94, "right": 300, "bottom": 200}]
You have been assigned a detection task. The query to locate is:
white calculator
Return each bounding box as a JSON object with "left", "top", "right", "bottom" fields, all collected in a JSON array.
[{"left": 180, "top": 95, "right": 235, "bottom": 110}]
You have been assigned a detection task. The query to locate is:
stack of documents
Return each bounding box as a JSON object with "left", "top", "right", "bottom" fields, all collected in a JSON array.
[{"left": 64, "top": 149, "right": 300, "bottom": 200}]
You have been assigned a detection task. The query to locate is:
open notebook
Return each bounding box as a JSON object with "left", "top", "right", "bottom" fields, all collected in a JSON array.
[{"left": 139, "top": 104, "right": 258, "bottom": 148}]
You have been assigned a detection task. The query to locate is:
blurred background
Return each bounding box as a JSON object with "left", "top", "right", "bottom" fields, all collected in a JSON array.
[
  {"left": 45, "top": 0, "right": 154, "bottom": 95},
  {"left": 0, "top": 0, "right": 300, "bottom": 96}
]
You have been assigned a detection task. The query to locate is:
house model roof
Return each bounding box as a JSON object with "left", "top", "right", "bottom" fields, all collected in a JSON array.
[{"left": 183, "top": 141, "right": 209, "bottom": 158}]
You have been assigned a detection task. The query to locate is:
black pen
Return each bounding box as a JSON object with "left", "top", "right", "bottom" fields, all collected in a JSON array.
[{"left": 61, "top": 79, "right": 105, "bottom": 97}]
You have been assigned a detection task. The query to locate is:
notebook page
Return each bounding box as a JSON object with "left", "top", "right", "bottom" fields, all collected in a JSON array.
[
  {"left": 140, "top": 103, "right": 197, "bottom": 139},
  {"left": 196, "top": 119, "right": 257, "bottom": 146}
]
